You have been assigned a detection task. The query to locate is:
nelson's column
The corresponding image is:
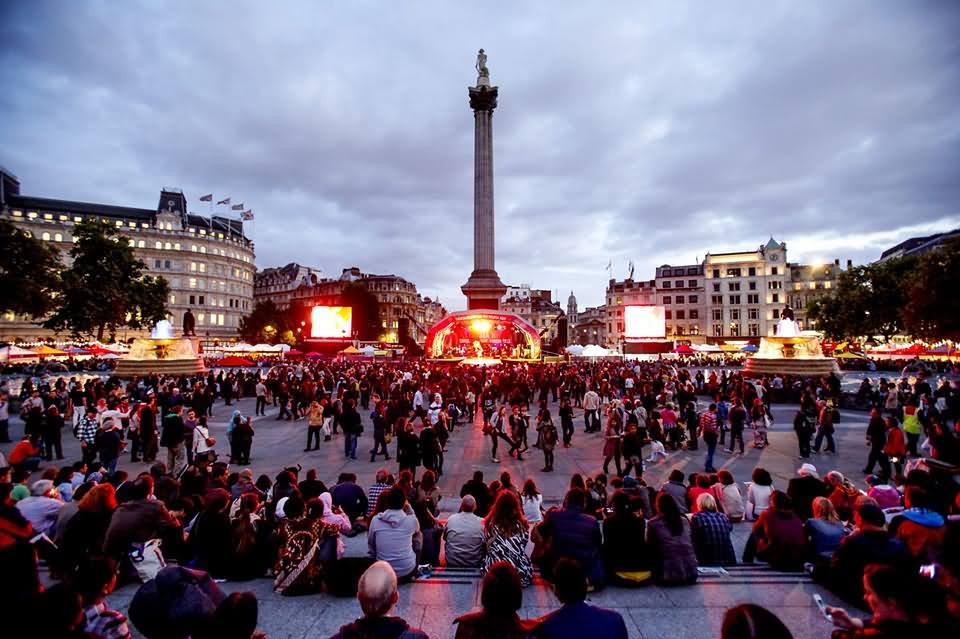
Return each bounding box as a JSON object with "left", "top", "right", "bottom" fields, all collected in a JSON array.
[{"left": 461, "top": 48, "right": 508, "bottom": 310}]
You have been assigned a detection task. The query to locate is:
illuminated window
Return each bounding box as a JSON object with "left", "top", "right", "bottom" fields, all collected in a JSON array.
[
  {"left": 155, "top": 241, "right": 162, "bottom": 249},
  {"left": 115, "top": 221, "right": 123, "bottom": 227},
  {"left": 137, "top": 240, "right": 145, "bottom": 248},
  {"left": 189, "top": 278, "right": 197, "bottom": 288},
  {"left": 169, "top": 295, "right": 176, "bottom": 304},
  {"left": 190, "top": 262, "right": 197, "bottom": 272},
  {"left": 199, "top": 263, "right": 206, "bottom": 273},
  {"left": 197, "top": 313, "right": 205, "bottom": 324},
  {"left": 54, "top": 233, "right": 63, "bottom": 242},
  {"left": 200, "top": 229, "right": 206, "bottom": 235},
  {"left": 200, "top": 247, "right": 206, "bottom": 254},
  {"left": 174, "top": 243, "right": 181, "bottom": 250},
  {"left": 128, "top": 221, "right": 136, "bottom": 228},
  {"left": 128, "top": 239, "right": 135, "bottom": 247},
  {"left": 58, "top": 214, "right": 68, "bottom": 221},
  {"left": 27, "top": 211, "right": 37, "bottom": 219},
  {"left": 41, "top": 232, "right": 51, "bottom": 241},
  {"left": 43, "top": 213, "right": 53, "bottom": 220},
  {"left": 11, "top": 210, "right": 22, "bottom": 217},
  {"left": 73, "top": 216, "right": 82, "bottom": 223},
  {"left": 164, "top": 242, "right": 172, "bottom": 250}
]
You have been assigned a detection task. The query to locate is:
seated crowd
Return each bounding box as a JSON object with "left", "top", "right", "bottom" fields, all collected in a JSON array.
[{"left": 2, "top": 449, "right": 960, "bottom": 638}]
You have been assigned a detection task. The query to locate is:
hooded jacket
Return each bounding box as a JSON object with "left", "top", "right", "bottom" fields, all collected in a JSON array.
[
  {"left": 891, "top": 508, "right": 946, "bottom": 562},
  {"left": 368, "top": 508, "right": 419, "bottom": 577}
]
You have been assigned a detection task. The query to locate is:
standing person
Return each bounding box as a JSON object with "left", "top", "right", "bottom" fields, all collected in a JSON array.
[
  {"left": 341, "top": 399, "right": 363, "bottom": 461},
  {"left": 480, "top": 391, "right": 497, "bottom": 431},
  {"left": 583, "top": 387, "right": 600, "bottom": 433},
  {"left": 42, "top": 405, "right": 65, "bottom": 461},
  {"left": 812, "top": 403, "right": 836, "bottom": 454},
  {"left": 902, "top": 399, "right": 921, "bottom": 456},
  {"left": 370, "top": 401, "right": 390, "bottom": 462},
  {"left": 559, "top": 397, "right": 574, "bottom": 448},
  {"left": 255, "top": 378, "right": 267, "bottom": 416},
  {"left": 715, "top": 394, "right": 730, "bottom": 449},
  {"left": 305, "top": 400, "right": 324, "bottom": 452},
  {"left": 792, "top": 408, "right": 813, "bottom": 460},
  {"left": 727, "top": 399, "right": 747, "bottom": 455},
  {"left": 160, "top": 404, "right": 185, "bottom": 475},
  {"left": 183, "top": 408, "right": 198, "bottom": 467},
  {"left": 0, "top": 392, "right": 10, "bottom": 443},
  {"left": 75, "top": 405, "right": 100, "bottom": 467},
  {"left": 539, "top": 410, "right": 558, "bottom": 472},
  {"left": 396, "top": 419, "right": 421, "bottom": 479},
  {"left": 96, "top": 420, "right": 124, "bottom": 476},
  {"left": 683, "top": 401, "right": 699, "bottom": 450},
  {"left": 232, "top": 416, "right": 254, "bottom": 465},
  {"left": 488, "top": 406, "right": 519, "bottom": 463},
  {"left": 508, "top": 405, "right": 529, "bottom": 456},
  {"left": 699, "top": 403, "right": 719, "bottom": 473},
  {"left": 601, "top": 409, "right": 622, "bottom": 477},
  {"left": 192, "top": 415, "right": 216, "bottom": 461},
  {"left": 882, "top": 417, "right": 907, "bottom": 478},
  {"left": 621, "top": 422, "right": 644, "bottom": 479},
  {"left": 139, "top": 397, "right": 158, "bottom": 463},
  {"left": 863, "top": 408, "right": 890, "bottom": 475}
]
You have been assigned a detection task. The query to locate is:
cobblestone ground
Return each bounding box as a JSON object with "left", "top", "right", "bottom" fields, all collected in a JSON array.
[{"left": 6, "top": 393, "right": 870, "bottom": 639}]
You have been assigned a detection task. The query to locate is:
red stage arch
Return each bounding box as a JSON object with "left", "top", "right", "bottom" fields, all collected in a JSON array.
[{"left": 425, "top": 310, "right": 542, "bottom": 361}]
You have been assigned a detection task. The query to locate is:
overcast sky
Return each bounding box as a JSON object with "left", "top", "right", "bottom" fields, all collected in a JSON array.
[{"left": 2, "top": 1, "right": 958, "bottom": 310}]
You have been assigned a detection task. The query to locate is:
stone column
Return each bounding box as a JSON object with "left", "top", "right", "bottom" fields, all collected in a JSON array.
[{"left": 461, "top": 81, "right": 507, "bottom": 310}]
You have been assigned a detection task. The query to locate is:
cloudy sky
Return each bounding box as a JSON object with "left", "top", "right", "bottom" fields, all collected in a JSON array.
[{"left": 2, "top": 1, "right": 958, "bottom": 310}]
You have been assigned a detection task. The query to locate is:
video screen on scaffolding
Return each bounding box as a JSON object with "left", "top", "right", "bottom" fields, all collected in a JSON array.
[
  {"left": 623, "top": 305, "right": 666, "bottom": 340},
  {"left": 310, "top": 306, "right": 353, "bottom": 339}
]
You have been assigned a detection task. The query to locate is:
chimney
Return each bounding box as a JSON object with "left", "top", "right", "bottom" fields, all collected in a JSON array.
[
  {"left": 846, "top": 259, "right": 852, "bottom": 269},
  {"left": 834, "top": 258, "right": 840, "bottom": 266}
]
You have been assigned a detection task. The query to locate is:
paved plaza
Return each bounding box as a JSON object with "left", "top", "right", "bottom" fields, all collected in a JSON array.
[{"left": 6, "top": 390, "right": 873, "bottom": 638}]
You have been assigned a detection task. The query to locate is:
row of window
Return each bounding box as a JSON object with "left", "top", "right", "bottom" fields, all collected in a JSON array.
[
  {"left": 664, "top": 310, "right": 699, "bottom": 320},
  {"left": 710, "top": 266, "right": 779, "bottom": 278},
  {"left": 712, "top": 323, "right": 762, "bottom": 337},
  {"left": 710, "top": 293, "right": 779, "bottom": 305},
  {"left": 659, "top": 279, "right": 699, "bottom": 289},
  {"left": 660, "top": 267, "right": 701, "bottom": 277},
  {"left": 10, "top": 210, "right": 252, "bottom": 261},
  {"left": 661, "top": 295, "right": 698, "bottom": 305}
]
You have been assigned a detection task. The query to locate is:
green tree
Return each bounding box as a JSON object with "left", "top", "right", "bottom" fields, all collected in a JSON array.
[
  {"left": 903, "top": 237, "right": 960, "bottom": 341},
  {"left": 43, "top": 220, "right": 169, "bottom": 341},
  {"left": 0, "top": 218, "right": 62, "bottom": 318},
  {"left": 238, "top": 300, "right": 289, "bottom": 344}
]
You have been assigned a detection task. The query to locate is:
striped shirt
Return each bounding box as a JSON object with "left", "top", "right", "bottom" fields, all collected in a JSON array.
[
  {"left": 698, "top": 411, "right": 718, "bottom": 434},
  {"left": 84, "top": 601, "right": 132, "bottom": 639}
]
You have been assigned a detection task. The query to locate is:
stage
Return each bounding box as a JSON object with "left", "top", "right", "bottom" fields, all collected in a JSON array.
[{"left": 424, "top": 310, "right": 542, "bottom": 363}]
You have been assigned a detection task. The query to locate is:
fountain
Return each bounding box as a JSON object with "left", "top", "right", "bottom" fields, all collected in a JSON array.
[
  {"left": 114, "top": 318, "right": 206, "bottom": 377},
  {"left": 743, "top": 306, "right": 840, "bottom": 377}
]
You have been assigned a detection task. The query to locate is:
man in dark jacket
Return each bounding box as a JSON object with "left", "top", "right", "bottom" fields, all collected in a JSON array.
[
  {"left": 537, "top": 488, "right": 604, "bottom": 587},
  {"left": 340, "top": 399, "right": 363, "bottom": 460},
  {"left": 160, "top": 404, "right": 185, "bottom": 474},
  {"left": 460, "top": 471, "right": 492, "bottom": 517},
  {"left": 536, "top": 558, "right": 628, "bottom": 639},
  {"left": 330, "top": 561, "right": 428, "bottom": 639},
  {"left": 104, "top": 476, "right": 181, "bottom": 558},
  {"left": 787, "top": 463, "right": 826, "bottom": 521}
]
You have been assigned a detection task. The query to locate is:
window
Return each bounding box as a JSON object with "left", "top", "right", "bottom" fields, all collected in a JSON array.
[
  {"left": 712, "top": 283, "right": 720, "bottom": 292},
  {"left": 749, "top": 323, "right": 760, "bottom": 337},
  {"left": 164, "top": 260, "right": 171, "bottom": 269},
  {"left": 137, "top": 240, "right": 145, "bottom": 248},
  {"left": 712, "top": 269, "right": 720, "bottom": 278},
  {"left": 665, "top": 310, "right": 672, "bottom": 320},
  {"left": 662, "top": 281, "right": 671, "bottom": 289},
  {"left": 676, "top": 310, "right": 685, "bottom": 320},
  {"left": 748, "top": 281, "right": 757, "bottom": 290},
  {"left": 711, "top": 295, "right": 723, "bottom": 305},
  {"left": 189, "top": 295, "right": 195, "bottom": 305},
  {"left": 690, "top": 310, "right": 699, "bottom": 319},
  {"left": 768, "top": 281, "right": 782, "bottom": 290},
  {"left": 155, "top": 241, "right": 162, "bottom": 249},
  {"left": 674, "top": 280, "right": 683, "bottom": 288},
  {"left": 199, "top": 296, "right": 205, "bottom": 305},
  {"left": 748, "top": 308, "right": 759, "bottom": 320},
  {"left": 688, "top": 295, "right": 697, "bottom": 304},
  {"left": 190, "top": 262, "right": 197, "bottom": 272},
  {"left": 54, "top": 233, "right": 63, "bottom": 242},
  {"left": 174, "top": 243, "right": 181, "bottom": 251},
  {"left": 164, "top": 242, "right": 172, "bottom": 250},
  {"left": 662, "top": 269, "right": 672, "bottom": 277},
  {"left": 169, "top": 294, "right": 176, "bottom": 305},
  {"left": 688, "top": 280, "right": 697, "bottom": 288},
  {"left": 712, "top": 309, "right": 722, "bottom": 321},
  {"left": 748, "top": 267, "right": 756, "bottom": 276},
  {"left": 771, "top": 267, "right": 779, "bottom": 275},
  {"left": 772, "top": 293, "right": 780, "bottom": 303},
  {"left": 726, "top": 268, "right": 741, "bottom": 277},
  {"left": 730, "top": 309, "right": 740, "bottom": 320},
  {"left": 730, "top": 323, "right": 741, "bottom": 336},
  {"left": 189, "top": 278, "right": 197, "bottom": 289},
  {"left": 729, "top": 295, "right": 741, "bottom": 305},
  {"left": 728, "top": 282, "right": 740, "bottom": 291},
  {"left": 663, "top": 296, "right": 672, "bottom": 305},
  {"left": 191, "top": 244, "right": 197, "bottom": 252},
  {"left": 747, "top": 293, "right": 759, "bottom": 304},
  {"left": 41, "top": 232, "right": 50, "bottom": 241},
  {"left": 199, "top": 263, "right": 206, "bottom": 273},
  {"left": 713, "top": 324, "right": 723, "bottom": 336},
  {"left": 154, "top": 259, "right": 162, "bottom": 268}
]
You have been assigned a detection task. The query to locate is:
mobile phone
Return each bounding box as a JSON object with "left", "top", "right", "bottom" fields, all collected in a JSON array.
[
  {"left": 919, "top": 564, "right": 937, "bottom": 579},
  {"left": 812, "top": 594, "right": 830, "bottom": 620}
]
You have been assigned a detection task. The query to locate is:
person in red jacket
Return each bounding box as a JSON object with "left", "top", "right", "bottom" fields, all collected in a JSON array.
[{"left": 8, "top": 435, "right": 42, "bottom": 473}]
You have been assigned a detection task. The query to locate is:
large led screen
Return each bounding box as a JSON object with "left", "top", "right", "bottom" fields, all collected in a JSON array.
[
  {"left": 624, "top": 305, "right": 666, "bottom": 339},
  {"left": 310, "top": 306, "right": 352, "bottom": 338}
]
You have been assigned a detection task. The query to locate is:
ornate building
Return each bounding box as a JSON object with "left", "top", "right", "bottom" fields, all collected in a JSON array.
[
  {"left": 501, "top": 289, "right": 564, "bottom": 346},
  {"left": 254, "top": 263, "right": 323, "bottom": 311},
  {"left": 0, "top": 167, "right": 255, "bottom": 341},
  {"left": 605, "top": 277, "right": 657, "bottom": 348}
]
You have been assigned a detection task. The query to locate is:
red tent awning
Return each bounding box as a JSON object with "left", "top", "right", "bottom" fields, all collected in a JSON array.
[{"left": 217, "top": 356, "right": 255, "bottom": 367}]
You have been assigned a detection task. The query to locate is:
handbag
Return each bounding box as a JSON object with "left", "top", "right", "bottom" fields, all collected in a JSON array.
[
  {"left": 384, "top": 431, "right": 393, "bottom": 444},
  {"left": 129, "top": 538, "right": 166, "bottom": 582},
  {"left": 205, "top": 436, "right": 216, "bottom": 446}
]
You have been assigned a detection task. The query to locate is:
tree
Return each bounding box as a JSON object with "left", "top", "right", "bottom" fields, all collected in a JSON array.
[
  {"left": 903, "top": 237, "right": 960, "bottom": 341},
  {"left": 238, "top": 300, "right": 289, "bottom": 344},
  {"left": 0, "top": 218, "right": 62, "bottom": 318},
  {"left": 43, "top": 220, "right": 169, "bottom": 341}
]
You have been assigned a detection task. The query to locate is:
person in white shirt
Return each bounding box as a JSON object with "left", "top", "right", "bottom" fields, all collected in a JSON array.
[
  {"left": 521, "top": 479, "right": 544, "bottom": 524},
  {"left": 745, "top": 467, "right": 774, "bottom": 521},
  {"left": 255, "top": 380, "right": 267, "bottom": 416},
  {"left": 583, "top": 388, "right": 601, "bottom": 432},
  {"left": 192, "top": 416, "right": 215, "bottom": 459}
]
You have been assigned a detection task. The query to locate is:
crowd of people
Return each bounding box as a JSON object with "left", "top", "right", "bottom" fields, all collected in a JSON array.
[{"left": 1, "top": 358, "right": 959, "bottom": 638}]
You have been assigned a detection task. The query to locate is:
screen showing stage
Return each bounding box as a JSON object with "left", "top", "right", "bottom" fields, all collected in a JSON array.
[
  {"left": 624, "top": 305, "right": 666, "bottom": 339},
  {"left": 310, "top": 306, "right": 352, "bottom": 338}
]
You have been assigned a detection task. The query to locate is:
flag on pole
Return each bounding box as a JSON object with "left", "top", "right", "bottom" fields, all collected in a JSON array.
[
  {"left": 605, "top": 260, "right": 612, "bottom": 270},
  {"left": 199, "top": 194, "right": 213, "bottom": 202},
  {"left": 217, "top": 197, "right": 231, "bottom": 206},
  {"left": 231, "top": 203, "right": 244, "bottom": 211},
  {"left": 241, "top": 210, "right": 254, "bottom": 221}
]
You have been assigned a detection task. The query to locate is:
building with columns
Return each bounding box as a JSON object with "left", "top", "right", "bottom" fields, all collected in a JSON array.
[{"left": 0, "top": 167, "right": 255, "bottom": 342}]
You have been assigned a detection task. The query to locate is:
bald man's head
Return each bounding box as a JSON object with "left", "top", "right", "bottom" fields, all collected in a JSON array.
[
  {"left": 460, "top": 495, "right": 477, "bottom": 513},
  {"left": 358, "top": 561, "right": 399, "bottom": 617}
]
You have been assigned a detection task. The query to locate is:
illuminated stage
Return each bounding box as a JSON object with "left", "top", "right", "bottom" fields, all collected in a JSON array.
[{"left": 425, "top": 310, "right": 541, "bottom": 365}]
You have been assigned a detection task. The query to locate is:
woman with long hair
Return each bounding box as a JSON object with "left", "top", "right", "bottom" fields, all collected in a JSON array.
[
  {"left": 645, "top": 492, "right": 698, "bottom": 585},
  {"left": 482, "top": 491, "right": 533, "bottom": 586},
  {"left": 520, "top": 479, "right": 543, "bottom": 525},
  {"left": 58, "top": 483, "right": 118, "bottom": 573},
  {"left": 805, "top": 497, "right": 846, "bottom": 559}
]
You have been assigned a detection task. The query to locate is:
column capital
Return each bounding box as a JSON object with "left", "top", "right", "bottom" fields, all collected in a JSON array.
[{"left": 468, "top": 85, "right": 498, "bottom": 112}]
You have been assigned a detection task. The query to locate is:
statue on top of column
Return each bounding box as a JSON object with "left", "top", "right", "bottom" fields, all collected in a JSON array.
[{"left": 476, "top": 49, "right": 489, "bottom": 80}]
